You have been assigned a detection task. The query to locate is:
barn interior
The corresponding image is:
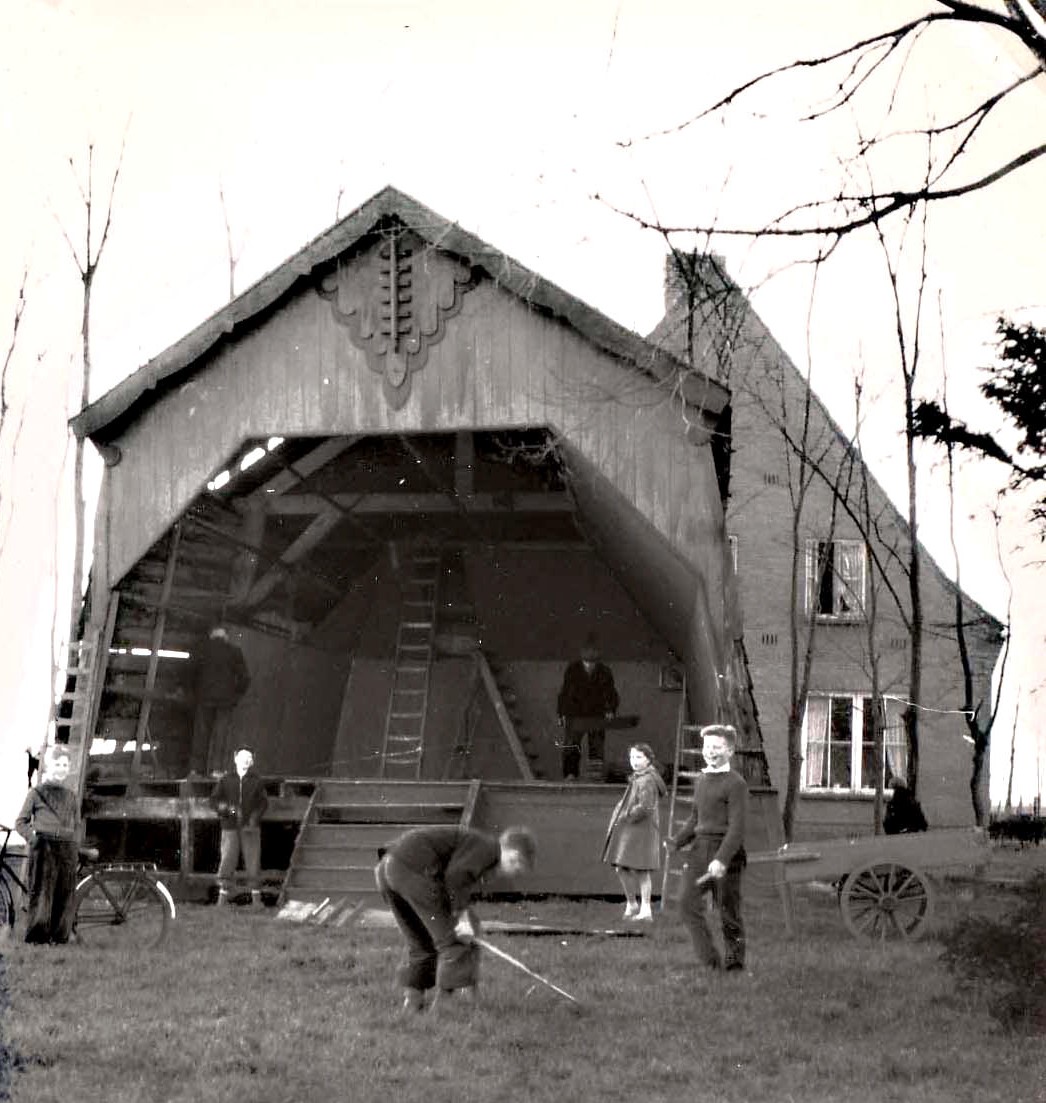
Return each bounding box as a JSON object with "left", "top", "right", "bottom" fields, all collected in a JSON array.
[{"left": 86, "top": 426, "right": 692, "bottom": 792}]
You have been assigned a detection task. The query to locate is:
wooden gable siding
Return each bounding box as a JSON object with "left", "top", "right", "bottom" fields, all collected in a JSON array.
[{"left": 94, "top": 274, "right": 724, "bottom": 599}]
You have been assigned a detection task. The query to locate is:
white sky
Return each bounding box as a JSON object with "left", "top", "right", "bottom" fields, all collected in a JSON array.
[{"left": 1, "top": 0, "right": 1044, "bottom": 824}]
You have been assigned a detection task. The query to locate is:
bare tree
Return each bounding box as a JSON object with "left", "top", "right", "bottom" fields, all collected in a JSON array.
[
  {"left": 607, "top": 3, "right": 1046, "bottom": 253},
  {"left": 0, "top": 267, "right": 29, "bottom": 556},
  {"left": 55, "top": 136, "right": 127, "bottom": 651},
  {"left": 218, "top": 177, "right": 246, "bottom": 301}
]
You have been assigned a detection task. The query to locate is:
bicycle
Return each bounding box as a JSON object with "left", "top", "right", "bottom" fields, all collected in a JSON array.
[
  {"left": 0, "top": 825, "right": 28, "bottom": 933},
  {"left": 72, "top": 848, "right": 177, "bottom": 950},
  {"left": 1, "top": 824, "right": 176, "bottom": 949}
]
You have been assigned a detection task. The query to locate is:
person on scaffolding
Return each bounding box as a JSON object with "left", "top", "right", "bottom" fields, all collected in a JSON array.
[{"left": 556, "top": 632, "right": 619, "bottom": 781}]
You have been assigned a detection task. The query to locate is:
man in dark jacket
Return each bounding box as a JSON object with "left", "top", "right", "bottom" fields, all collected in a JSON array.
[
  {"left": 375, "top": 824, "right": 537, "bottom": 1013},
  {"left": 211, "top": 746, "right": 269, "bottom": 907},
  {"left": 556, "top": 633, "right": 619, "bottom": 780},
  {"left": 189, "top": 626, "right": 251, "bottom": 775}
]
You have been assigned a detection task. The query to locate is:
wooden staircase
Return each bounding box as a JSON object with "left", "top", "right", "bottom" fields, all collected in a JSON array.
[
  {"left": 279, "top": 779, "right": 481, "bottom": 909},
  {"left": 379, "top": 550, "right": 441, "bottom": 778}
]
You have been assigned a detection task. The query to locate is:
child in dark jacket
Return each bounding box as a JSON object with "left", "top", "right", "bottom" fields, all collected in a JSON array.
[
  {"left": 210, "top": 746, "right": 269, "bottom": 906},
  {"left": 375, "top": 824, "right": 537, "bottom": 1013},
  {"left": 666, "top": 724, "right": 748, "bottom": 972},
  {"left": 15, "top": 745, "right": 82, "bottom": 944}
]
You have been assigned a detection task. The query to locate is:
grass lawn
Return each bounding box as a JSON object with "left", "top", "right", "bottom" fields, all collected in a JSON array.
[{"left": 2, "top": 853, "right": 1044, "bottom": 1103}]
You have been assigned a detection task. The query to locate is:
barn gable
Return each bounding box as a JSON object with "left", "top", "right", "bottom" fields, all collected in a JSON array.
[{"left": 57, "top": 191, "right": 790, "bottom": 900}]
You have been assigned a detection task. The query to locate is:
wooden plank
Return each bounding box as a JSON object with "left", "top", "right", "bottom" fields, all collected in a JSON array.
[
  {"left": 130, "top": 524, "right": 182, "bottom": 783},
  {"left": 756, "top": 828, "right": 992, "bottom": 885},
  {"left": 264, "top": 491, "right": 574, "bottom": 516},
  {"left": 475, "top": 652, "right": 534, "bottom": 781}
]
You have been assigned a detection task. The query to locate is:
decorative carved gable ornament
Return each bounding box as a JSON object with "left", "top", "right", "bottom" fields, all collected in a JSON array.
[{"left": 318, "top": 228, "right": 474, "bottom": 409}]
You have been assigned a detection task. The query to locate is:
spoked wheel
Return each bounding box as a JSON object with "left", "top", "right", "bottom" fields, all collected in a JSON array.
[
  {"left": 0, "top": 873, "right": 15, "bottom": 935},
  {"left": 73, "top": 870, "right": 173, "bottom": 950},
  {"left": 839, "top": 861, "right": 934, "bottom": 941}
]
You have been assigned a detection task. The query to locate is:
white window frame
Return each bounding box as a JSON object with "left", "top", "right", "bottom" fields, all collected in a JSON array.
[
  {"left": 805, "top": 538, "right": 867, "bottom": 621},
  {"left": 801, "top": 692, "right": 907, "bottom": 793}
]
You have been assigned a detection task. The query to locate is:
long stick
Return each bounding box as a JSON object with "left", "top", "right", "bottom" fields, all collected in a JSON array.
[{"left": 473, "top": 936, "right": 582, "bottom": 1011}]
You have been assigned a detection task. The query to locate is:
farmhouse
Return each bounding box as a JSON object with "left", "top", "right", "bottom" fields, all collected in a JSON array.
[
  {"left": 67, "top": 187, "right": 776, "bottom": 901},
  {"left": 648, "top": 252, "right": 1005, "bottom": 838}
]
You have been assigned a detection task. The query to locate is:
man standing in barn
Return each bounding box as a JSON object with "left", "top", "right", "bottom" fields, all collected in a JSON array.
[
  {"left": 189, "top": 625, "right": 251, "bottom": 776},
  {"left": 556, "top": 633, "right": 619, "bottom": 781}
]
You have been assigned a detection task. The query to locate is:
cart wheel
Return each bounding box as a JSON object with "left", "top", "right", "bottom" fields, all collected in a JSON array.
[{"left": 839, "top": 861, "right": 934, "bottom": 941}]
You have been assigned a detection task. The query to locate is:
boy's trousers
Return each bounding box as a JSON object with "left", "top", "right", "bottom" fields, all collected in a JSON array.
[
  {"left": 678, "top": 837, "right": 746, "bottom": 970},
  {"left": 374, "top": 853, "right": 479, "bottom": 992}
]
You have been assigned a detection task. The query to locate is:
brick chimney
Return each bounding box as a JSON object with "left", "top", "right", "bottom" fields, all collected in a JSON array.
[{"left": 663, "top": 251, "right": 731, "bottom": 312}]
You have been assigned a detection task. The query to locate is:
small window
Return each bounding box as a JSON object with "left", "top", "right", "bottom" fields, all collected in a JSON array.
[
  {"left": 727, "top": 534, "right": 739, "bottom": 573},
  {"left": 805, "top": 539, "right": 866, "bottom": 620}
]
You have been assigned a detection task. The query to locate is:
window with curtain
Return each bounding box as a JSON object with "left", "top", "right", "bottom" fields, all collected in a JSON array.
[
  {"left": 802, "top": 693, "right": 908, "bottom": 792},
  {"left": 805, "top": 539, "right": 867, "bottom": 620}
]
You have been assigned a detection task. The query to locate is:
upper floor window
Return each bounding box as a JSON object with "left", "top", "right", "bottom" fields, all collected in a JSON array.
[
  {"left": 805, "top": 539, "right": 866, "bottom": 621},
  {"left": 727, "top": 533, "right": 738, "bottom": 574},
  {"left": 802, "top": 692, "right": 908, "bottom": 793}
]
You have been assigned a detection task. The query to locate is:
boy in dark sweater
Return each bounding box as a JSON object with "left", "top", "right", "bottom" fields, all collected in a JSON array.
[
  {"left": 375, "top": 824, "right": 537, "bottom": 1013},
  {"left": 15, "top": 745, "right": 82, "bottom": 944},
  {"left": 666, "top": 724, "right": 748, "bottom": 972}
]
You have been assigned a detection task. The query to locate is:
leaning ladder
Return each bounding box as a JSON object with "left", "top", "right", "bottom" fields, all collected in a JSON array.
[
  {"left": 379, "top": 550, "right": 441, "bottom": 778},
  {"left": 660, "top": 702, "right": 703, "bottom": 910}
]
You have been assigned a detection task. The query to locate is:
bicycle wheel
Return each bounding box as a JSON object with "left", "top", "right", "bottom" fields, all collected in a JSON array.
[
  {"left": 73, "top": 870, "right": 173, "bottom": 950},
  {"left": 0, "top": 871, "right": 15, "bottom": 934}
]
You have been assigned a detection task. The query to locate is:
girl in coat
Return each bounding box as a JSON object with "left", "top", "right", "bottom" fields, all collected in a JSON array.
[{"left": 602, "top": 742, "right": 667, "bottom": 921}]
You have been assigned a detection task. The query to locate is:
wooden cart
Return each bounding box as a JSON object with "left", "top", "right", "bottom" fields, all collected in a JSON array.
[{"left": 750, "top": 827, "right": 991, "bottom": 942}]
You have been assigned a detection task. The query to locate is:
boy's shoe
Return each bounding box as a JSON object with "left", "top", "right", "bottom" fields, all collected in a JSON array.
[
  {"left": 632, "top": 909, "right": 654, "bottom": 922},
  {"left": 622, "top": 902, "right": 638, "bottom": 919}
]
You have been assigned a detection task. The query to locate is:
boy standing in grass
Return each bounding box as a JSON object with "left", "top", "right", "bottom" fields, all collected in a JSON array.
[
  {"left": 211, "top": 746, "right": 269, "bottom": 907},
  {"left": 375, "top": 824, "right": 537, "bottom": 1013},
  {"left": 666, "top": 723, "right": 748, "bottom": 973},
  {"left": 15, "top": 745, "right": 81, "bottom": 945}
]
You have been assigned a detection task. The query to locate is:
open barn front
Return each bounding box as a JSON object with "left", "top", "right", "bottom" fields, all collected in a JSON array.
[
  {"left": 66, "top": 185, "right": 771, "bottom": 897},
  {"left": 84, "top": 427, "right": 703, "bottom": 790}
]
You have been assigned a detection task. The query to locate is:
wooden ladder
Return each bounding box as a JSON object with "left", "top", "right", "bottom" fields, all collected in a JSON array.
[
  {"left": 660, "top": 708, "right": 703, "bottom": 910},
  {"left": 379, "top": 549, "right": 440, "bottom": 778}
]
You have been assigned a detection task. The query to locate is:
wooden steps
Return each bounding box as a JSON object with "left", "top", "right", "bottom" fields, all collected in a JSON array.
[{"left": 279, "top": 779, "right": 481, "bottom": 907}]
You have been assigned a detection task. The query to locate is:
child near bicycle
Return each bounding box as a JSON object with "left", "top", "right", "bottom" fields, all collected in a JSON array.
[{"left": 15, "top": 744, "right": 82, "bottom": 944}]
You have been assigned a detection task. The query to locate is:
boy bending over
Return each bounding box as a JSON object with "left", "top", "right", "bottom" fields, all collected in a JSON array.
[{"left": 375, "top": 824, "right": 537, "bottom": 1013}]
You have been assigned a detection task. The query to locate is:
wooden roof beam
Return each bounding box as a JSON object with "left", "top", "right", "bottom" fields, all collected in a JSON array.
[
  {"left": 244, "top": 507, "right": 344, "bottom": 608},
  {"left": 264, "top": 491, "right": 575, "bottom": 516}
]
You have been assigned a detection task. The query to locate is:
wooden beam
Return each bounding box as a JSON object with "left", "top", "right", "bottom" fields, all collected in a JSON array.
[
  {"left": 265, "top": 491, "right": 574, "bottom": 516},
  {"left": 228, "top": 497, "right": 267, "bottom": 604},
  {"left": 475, "top": 652, "right": 535, "bottom": 781},
  {"left": 130, "top": 524, "right": 181, "bottom": 785},
  {"left": 242, "top": 436, "right": 360, "bottom": 505},
  {"left": 244, "top": 507, "right": 343, "bottom": 607}
]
